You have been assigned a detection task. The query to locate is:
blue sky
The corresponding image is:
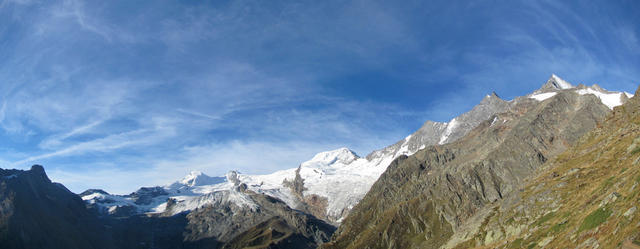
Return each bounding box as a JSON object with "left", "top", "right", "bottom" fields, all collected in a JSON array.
[{"left": 0, "top": 0, "right": 638, "bottom": 193}]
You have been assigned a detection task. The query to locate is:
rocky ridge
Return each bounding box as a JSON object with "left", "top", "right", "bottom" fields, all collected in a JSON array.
[
  {"left": 323, "top": 76, "right": 629, "bottom": 248},
  {"left": 441, "top": 86, "right": 640, "bottom": 248}
]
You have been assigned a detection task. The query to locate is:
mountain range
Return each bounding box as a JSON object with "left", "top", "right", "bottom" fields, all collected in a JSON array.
[{"left": 1, "top": 75, "right": 637, "bottom": 248}]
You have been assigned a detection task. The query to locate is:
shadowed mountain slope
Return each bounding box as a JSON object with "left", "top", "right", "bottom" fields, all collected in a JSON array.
[{"left": 0, "top": 165, "right": 114, "bottom": 249}]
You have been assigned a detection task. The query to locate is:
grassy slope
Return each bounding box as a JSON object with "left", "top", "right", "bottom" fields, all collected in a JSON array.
[{"left": 453, "top": 88, "right": 640, "bottom": 248}]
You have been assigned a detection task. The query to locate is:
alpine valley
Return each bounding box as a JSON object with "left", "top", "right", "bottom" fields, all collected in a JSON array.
[{"left": 2, "top": 75, "right": 639, "bottom": 249}]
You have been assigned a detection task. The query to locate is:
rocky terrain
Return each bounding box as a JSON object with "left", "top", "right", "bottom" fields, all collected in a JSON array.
[
  {"left": 323, "top": 77, "right": 631, "bottom": 248},
  {"left": 440, "top": 87, "right": 640, "bottom": 248}
]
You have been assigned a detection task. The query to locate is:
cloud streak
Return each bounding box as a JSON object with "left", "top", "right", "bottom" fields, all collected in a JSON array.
[{"left": 0, "top": 0, "right": 637, "bottom": 193}]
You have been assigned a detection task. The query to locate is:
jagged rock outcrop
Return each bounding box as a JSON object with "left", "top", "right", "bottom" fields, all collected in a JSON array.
[
  {"left": 324, "top": 79, "right": 618, "bottom": 248},
  {"left": 0, "top": 165, "right": 114, "bottom": 249}
]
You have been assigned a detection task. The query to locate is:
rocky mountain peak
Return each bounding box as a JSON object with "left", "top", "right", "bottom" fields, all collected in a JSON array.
[
  {"left": 539, "top": 74, "right": 574, "bottom": 91},
  {"left": 479, "top": 91, "right": 506, "bottom": 105},
  {"left": 28, "top": 164, "right": 50, "bottom": 182}
]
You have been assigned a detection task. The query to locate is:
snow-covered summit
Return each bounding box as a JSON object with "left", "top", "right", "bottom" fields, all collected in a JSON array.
[
  {"left": 530, "top": 74, "right": 633, "bottom": 109},
  {"left": 168, "top": 171, "right": 225, "bottom": 189},
  {"left": 550, "top": 74, "right": 574, "bottom": 89},
  {"left": 308, "top": 147, "right": 359, "bottom": 166},
  {"left": 536, "top": 74, "right": 574, "bottom": 93}
]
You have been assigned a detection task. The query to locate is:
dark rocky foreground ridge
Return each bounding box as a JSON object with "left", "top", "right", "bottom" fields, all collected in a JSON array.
[
  {"left": 0, "top": 166, "right": 334, "bottom": 249},
  {"left": 324, "top": 88, "right": 619, "bottom": 248}
]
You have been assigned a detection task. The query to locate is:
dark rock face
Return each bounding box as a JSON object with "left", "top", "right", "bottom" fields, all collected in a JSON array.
[
  {"left": 325, "top": 91, "right": 612, "bottom": 248},
  {"left": 0, "top": 165, "right": 114, "bottom": 249},
  {"left": 79, "top": 189, "right": 110, "bottom": 196},
  {"left": 223, "top": 216, "right": 333, "bottom": 249},
  {"left": 283, "top": 166, "right": 331, "bottom": 221},
  {"left": 130, "top": 186, "right": 168, "bottom": 205},
  {"left": 183, "top": 189, "right": 335, "bottom": 247}
]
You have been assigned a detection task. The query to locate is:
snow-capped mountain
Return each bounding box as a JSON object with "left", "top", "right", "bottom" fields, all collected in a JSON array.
[
  {"left": 530, "top": 74, "right": 632, "bottom": 109},
  {"left": 81, "top": 74, "right": 633, "bottom": 224}
]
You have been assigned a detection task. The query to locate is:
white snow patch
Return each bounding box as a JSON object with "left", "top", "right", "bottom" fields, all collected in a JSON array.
[
  {"left": 576, "top": 88, "right": 625, "bottom": 109},
  {"left": 529, "top": 92, "right": 557, "bottom": 101},
  {"left": 163, "top": 189, "right": 258, "bottom": 216},
  {"left": 490, "top": 117, "right": 499, "bottom": 126},
  {"left": 438, "top": 118, "right": 458, "bottom": 144},
  {"left": 551, "top": 74, "right": 574, "bottom": 89}
]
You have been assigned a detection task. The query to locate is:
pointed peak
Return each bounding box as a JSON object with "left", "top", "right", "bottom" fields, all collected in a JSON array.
[
  {"left": 540, "top": 74, "right": 574, "bottom": 91},
  {"left": 483, "top": 91, "right": 499, "bottom": 98},
  {"left": 590, "top": 84, "right": 604, "bottom": 92},
  {"left": 480, "top": 91, "right": 505, "bottom": 104}
]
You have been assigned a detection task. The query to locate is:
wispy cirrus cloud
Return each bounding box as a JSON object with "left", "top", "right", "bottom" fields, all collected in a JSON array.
[{"left": 0, "top": 0, "right": 638, "bottom": 193}]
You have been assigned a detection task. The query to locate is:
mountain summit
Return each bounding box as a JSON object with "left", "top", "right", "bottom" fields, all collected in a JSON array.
[
  {"left": 178, "top": 171, "right": 225, "bottom": 187},
  {"left": 308, "top": 148, "right": 359, "bottom": 166},
  {"left": 539, "top": 74, "right": 575, "bottom": 91}
]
